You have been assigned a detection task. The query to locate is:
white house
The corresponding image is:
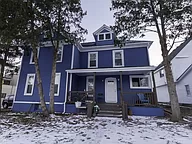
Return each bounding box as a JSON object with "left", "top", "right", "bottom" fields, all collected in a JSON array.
[{"left": 154, "top": 37, "right": 192, "bottom": 104}]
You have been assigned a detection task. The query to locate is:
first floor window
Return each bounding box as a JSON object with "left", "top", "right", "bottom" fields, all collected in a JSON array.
[
  {"left": 130, "top": 76, "right": 150, "bottom": 88},
  {"left": 88, "top": 52, "right": 98, "bottom": 68},
  {"left": 86, "top": 76, "right": 94, "bottom": 97},
  {"left": 24, "top": 74, "right": 35, "bottom": 95},
  {"left": 113, "top": 50, "right": 124, "bottom": 67},
  {"left": 159, "top": 69, "right": 164, "bottom": 78},
  {"left": 56, "top": 46, "right": 63, "bottom": 62},
  {"left": 54, "top": 73, "right": 61, "bottom": 96},
  {"left": 185, "top": 85, "right": 191, "bottom": 96}
]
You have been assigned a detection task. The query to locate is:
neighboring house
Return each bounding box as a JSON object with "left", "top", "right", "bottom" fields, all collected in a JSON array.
[
  {"left": 154, "top": 37, "right": 192, "bottom": 104},
  {"left": 13, "top": 25, "right": 164, "bottom": 116}
]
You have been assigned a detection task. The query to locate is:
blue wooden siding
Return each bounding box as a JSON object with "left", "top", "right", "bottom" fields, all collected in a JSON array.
[
  {"left": 73, "top": 46, "right": 80, "bottom": 69},
  {"left": 79, "top": 47, "right": 149, "bottom": 69},
  {"left": 13, "top": 44, "right": 73, "bottom": 112}
]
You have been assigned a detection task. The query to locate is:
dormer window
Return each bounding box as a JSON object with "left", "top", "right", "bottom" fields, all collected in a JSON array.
[{"left": 98, "top": 33, "right": 112, "bottom": 41}]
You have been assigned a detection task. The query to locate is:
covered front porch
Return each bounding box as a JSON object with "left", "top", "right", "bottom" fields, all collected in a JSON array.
[{"left": 65, "top": 67, "right": 163, "bottom": 116}]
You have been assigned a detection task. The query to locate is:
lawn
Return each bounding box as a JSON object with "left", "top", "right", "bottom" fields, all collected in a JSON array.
[{"left": 0, "top": 113, "right": 192, "bottom": 144}]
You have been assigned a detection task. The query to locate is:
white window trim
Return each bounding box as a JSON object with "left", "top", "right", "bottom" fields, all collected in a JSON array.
[
  {"left": 130, "top": 75, "right": 151, "bottom": 89},
  {"left": 54, "top": 73, "right": 61, "bottom": 96},
  {"left": 24, "top": 74, "right": 35, "bottom": 96},
  {"left": 56, "top": 46, "right": 64, "bottom": 63},
  {"left": 30, "top": 48, "right": 40, "bottom": 64},
  {"left": 113, "top": 50, "right": 124, "bottom": 67},
  {"left": 86, "top": 76, "right": 94, "bottom": 91},
  {"left": 98, "top": 32, "right": 112, "bottom": 41},
  {"left": 88, "top": 52, "right": 98, "bottom": 68}
]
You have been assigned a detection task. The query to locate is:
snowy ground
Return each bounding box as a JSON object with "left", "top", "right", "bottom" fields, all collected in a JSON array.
[{"left": 0, "top": 113, "right": 192, "bottom": 144}]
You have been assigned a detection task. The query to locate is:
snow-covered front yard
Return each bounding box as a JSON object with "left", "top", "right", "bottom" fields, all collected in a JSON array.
[{"left": 0, "top": 113, "right": 192, "bottom": 144}]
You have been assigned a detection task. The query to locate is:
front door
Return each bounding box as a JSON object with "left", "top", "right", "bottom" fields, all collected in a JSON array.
[{"left": 105, "top": 78, "right": 117, "bottom": 103}]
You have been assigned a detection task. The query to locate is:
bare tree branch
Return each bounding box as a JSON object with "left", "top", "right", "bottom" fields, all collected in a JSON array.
[{"left": 168, "top": 32, "right": 180, "bottom": 53}]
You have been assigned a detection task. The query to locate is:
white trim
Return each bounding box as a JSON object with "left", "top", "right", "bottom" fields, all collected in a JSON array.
[
  {"left": 154, "top": 66, "right": 164, "bottom": 73},
  {"left": 66, "top": 66, "right": 155, "bottom": 74},
  {"left": 69, "top": 73, "right": 72, "bottom": 91},
  {"left": 150, "top": 72, "right": 153, "bottom": 91},
  {"left": 88, "top": 52, "right": 98, "bottom": 68},
  {"left": 71, "top": 45, "right": 75, "bottom": 69},
  {"left": 93, "top": 24, "right": 112, "bottom": 35},
  {"left": 24, "top": 74, "right": 36, "bottom": 95},
  {"left": 56, "top": 46, "right": 63, "bottom": 63},
  {"left": 86, "top": 76, "right": 94, "bottom": 91},
  {"left": 63, "top": 72, "right": 69, "bottom": 113},
  {"left": 14, "top": 101, "right": 64, "bottom": 105},
  {"left": 98, "top": 32, "right": 112, "bottom": 41},
  {"left": 30, "top": 48, "right": 40, "bottom": 64},
  {"left": 13, "top": 55, "right": 23, "bottom": 108},
  {"left": 112, "top": 50, "right": 124, "bottom": 67},
  {"left": 129, "top": 75, "right": 151, "bottom": 89},
  {"left": 54, "top": 73, "right": 61, "bottom": 96}
]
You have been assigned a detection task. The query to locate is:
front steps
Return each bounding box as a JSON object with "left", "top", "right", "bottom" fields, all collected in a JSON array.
[{"left": 97, "top": 103, "right": 122, "bottom": 118}]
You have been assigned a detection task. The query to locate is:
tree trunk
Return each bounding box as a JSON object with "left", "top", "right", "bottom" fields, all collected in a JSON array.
[
  {"left": 49, "top": 48, "right": 57, "bottom": 114},
  {"left": 32, "top": 45, "right": 49, "bottom": 116},
  {"left": 0, "top": 49, "right": 8, "bottom": 112},
  {"left": 160, "top": 39, "right": 181, "bottom": 121}
]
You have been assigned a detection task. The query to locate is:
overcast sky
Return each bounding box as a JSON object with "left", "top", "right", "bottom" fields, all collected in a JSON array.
[{"left": 81, "top": 0, "right": 163, "bottom": 66}]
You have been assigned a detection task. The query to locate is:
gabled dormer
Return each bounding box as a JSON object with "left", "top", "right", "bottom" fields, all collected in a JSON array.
[{"left": 93, "top": 24, "right": 115, "bottom": 46}]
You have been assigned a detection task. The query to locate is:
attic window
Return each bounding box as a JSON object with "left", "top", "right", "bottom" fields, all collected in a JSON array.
[{"left": 98, "top": 33, "right": 112, "bottom": 41}]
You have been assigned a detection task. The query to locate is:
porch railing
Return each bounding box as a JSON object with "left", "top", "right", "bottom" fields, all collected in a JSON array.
[
  {"left": 121, "top": 92, "right": 157, "bottom": 106},
  {"left": 67, "top": 91, "right": 94, "bottom": 103}
]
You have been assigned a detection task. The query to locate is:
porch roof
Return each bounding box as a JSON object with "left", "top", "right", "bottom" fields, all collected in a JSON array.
[{"left": 66, "top": 66, "right": 155, "bottom": 74}]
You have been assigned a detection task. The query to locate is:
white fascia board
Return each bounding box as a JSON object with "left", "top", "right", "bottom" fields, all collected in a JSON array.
[
  {"left": 66, "top": 66, "right": 155, "bottom": 74},
  {"left": 93, "top": 24, "right": 111, "bottom": 35},
  {"left": 79, "top": 42, "right": 151, "bottom": 52}
]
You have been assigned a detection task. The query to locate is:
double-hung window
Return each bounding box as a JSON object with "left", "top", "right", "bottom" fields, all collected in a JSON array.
[
  {"left": 24, "top": 74, "right": 35, "bottom": 95},
  {"left": 30, "top": 48, "right": 40, "bottom": 64},
  {"left": 88, "top": 52, "right": 98, "bottom": 68},
  {"left": 130, "top": 76, "right": 150, "bottom": 89},
  {"left": 185, "top": 85, "right": 191, "bottom": 96},
  {"left": 113, "top": 50, "right": 124, "bottom": 67},
  {"left": 86, "top": 76, "right": 94, "bottom": 97},
  {"left": 56, "top": 46, "right": 63, "bottom": 62},
  {"left": 54, "top": 73, "right": 61, "bottom": 96}
]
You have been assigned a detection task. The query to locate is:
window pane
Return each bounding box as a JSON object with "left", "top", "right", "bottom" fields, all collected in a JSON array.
[
  {"left": 115, "top": 52, "right": 122, "bottom": 59},
  {"left": 140, "top": 78, "right": 149, "bottom": 87},
  {"left": 105, "top": 33, "right": 111, "bottom": 39},
  {"left": 88, "top": 78, "right": 94, "bottom": 91},
  {"left": 3, "top": 80, "right": 11, "bottom": 85},
  {"left": 115, "top": 59, "right": 122, "bottom": 66},
  {"left": 132, "top": 78, "right": 140, "bottom": 87},
  {"left": 90, "top": 60, "right": 96, "bottom": 67},
  {"left": 28, "top": 76, "right": 34, "bottom": 85},
  {"left": 27, "top": 85, "right": 32, "bottom": 93},
  {"left": 54, "top": 84, "right": 58, "bottom": 94},
  {"left": 159, "top": 70, "right": 164, "bottom": 78},
  {"left": 90, "top": 54, "right": 96, "bottom": 60},
  {"left": 99, "top": 34, "right": 104, "bottom": 40}
]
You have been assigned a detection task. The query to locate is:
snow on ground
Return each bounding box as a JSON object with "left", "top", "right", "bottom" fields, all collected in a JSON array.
[{"left": 0, "top": 113, "right": 192, "bottom": 144}]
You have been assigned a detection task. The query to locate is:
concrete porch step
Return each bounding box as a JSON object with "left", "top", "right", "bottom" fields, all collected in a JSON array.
[
  {"left": 97, "top": 113, "right": 122, "bottom": 118},
  {"left": 98, "top": 103, "right": 122, "bottom": 111}
]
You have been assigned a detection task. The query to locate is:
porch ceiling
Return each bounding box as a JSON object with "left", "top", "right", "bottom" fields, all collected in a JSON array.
[{"left": 66, "top": 66, "right": 155, "bottom": 76}]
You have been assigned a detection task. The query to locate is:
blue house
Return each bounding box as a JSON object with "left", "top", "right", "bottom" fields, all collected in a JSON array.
[{"left": 13, "top": 25, "right": 164, "bottom": 116}]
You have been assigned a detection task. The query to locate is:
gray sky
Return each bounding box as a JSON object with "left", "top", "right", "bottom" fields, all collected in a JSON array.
[{"left": 81, "top": 0, "right": 163, "bottom": 66}]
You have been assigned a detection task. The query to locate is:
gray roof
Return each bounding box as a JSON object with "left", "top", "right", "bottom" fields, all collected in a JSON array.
[{"left": 155, "top": 37, "right": 192, "bottom": 71}]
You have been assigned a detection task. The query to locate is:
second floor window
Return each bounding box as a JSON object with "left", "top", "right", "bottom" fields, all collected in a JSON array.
[
  {"left": 30, "top": 48, "right": 40, "bottom": 64},
  {"left": 113, "top": 50, "right": 124, "bottom": 67},
  {"left": 159, "top": 69, "right": 164, "bottom": 78},
  {"left": 56, "top": 47, "right": 63, "bottom": 62},
  {"left": 88, "top": 52, "right": 98, "bottom": 68},
  {"left": 185, "top": 85, "right": 191, "bottom": 96}
]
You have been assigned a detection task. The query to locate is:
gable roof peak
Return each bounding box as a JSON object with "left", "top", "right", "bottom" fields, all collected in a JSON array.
[{"left": 93, "top": 24, "right": 112, "bottom": 35}]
